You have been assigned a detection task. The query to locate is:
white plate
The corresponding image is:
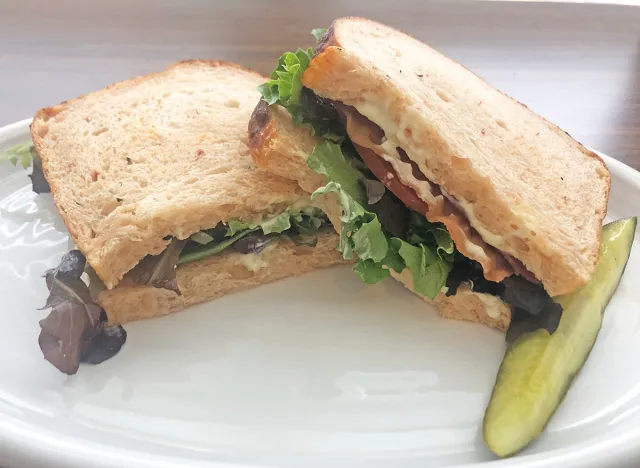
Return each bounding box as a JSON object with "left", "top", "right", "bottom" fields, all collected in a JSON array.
[{"left": 0, "top": 118, "right": 639, "bottom": 468}]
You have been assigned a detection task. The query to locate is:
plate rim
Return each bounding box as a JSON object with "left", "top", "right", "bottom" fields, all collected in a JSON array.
[{"left": 1, "top": 117, "right": 639, "bottom": 468}]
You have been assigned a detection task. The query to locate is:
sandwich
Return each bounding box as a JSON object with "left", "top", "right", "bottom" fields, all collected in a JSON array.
[
  {"left": 23, "top": 60, "right": 347, "bottom": 375},
  {"left": 1, "top": 19, "right": 634, "bottom": 459},
  {"left": 249, "top": 18, "right": 611, "bottom": 335}
]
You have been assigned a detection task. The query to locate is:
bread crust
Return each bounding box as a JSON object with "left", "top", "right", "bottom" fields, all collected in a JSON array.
[
  {"left": 302, "top": 17, "right": 610, "bottom": 296},
  {"left": 249, "top": 101, "right": 511, "bottom": 331},
  {"left": 31, "top": 60, "right": 310, "bottom": 289},
  {"left": 390, "top": 270, "right": 510, "bottom": 331},
  {"left": 248, "top": 100, "right": 344, "bottom": 225},
  {"left": 99, "top": 232, "right": 348, "bottom": 324},
  {"left": 249, "top": 99, "right": 327, "bottom": 194}
]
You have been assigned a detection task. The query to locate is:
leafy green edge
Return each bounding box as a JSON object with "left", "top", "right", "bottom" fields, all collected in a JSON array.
[
  {"left": 1, "top": 141, "right": 34, "bottom": 169},
  {"left": 178, "top": 207, "right": 328, "bottom": 266}
]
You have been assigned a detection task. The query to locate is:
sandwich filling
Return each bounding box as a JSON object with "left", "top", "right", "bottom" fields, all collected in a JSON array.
[
  {"left": 334, "top": 102, "right": 537, "bottom": 285},
  {"left": 257, "top": 35, "right": 562, "bottom": 340},
  {"left": 116, "top": 206, "right": 332, "bottom": 293}
]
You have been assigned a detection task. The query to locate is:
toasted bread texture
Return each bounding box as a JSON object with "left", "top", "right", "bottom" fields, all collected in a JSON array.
[
  {"left": 32, "top": 60, "right": 310, "bottom": 289},
  {"left": 302, "top": 18, "right": 610, "bottom": 296},
  {"left": 390, "top": 270, "right": 510, "bottom": 331},
  {"left": 249, "top": 100, "right": 325, "bottom": 195},
  {"left": 248, "top": 101, "right": 510, "bottom": 331},
  {"left": 249, "top": 100, "right": 343, "bottom": 225},
  {"left": 99, "top": 232, "right": 348, "bottom": 324}
]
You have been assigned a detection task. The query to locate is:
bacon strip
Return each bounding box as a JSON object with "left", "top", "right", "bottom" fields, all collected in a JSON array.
[{"left": 336, "top": 102, "right": 536, "bottom": 283}]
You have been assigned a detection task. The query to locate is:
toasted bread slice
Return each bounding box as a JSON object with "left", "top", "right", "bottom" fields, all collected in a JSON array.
[
  {"left": 31, "top": 60, "right": 312, "bottom": 289},
  {"left": 249, "top": 100, "right": 510, "bottom": 331},
  {"left": 249, "top": 100, "right": 343, "bottom": 225},
  {"left": 99, "top": 232, "right": 347, "bottom": 324},
  {"left": 301, "top": 18, "right": 610, "bottom": 296}
]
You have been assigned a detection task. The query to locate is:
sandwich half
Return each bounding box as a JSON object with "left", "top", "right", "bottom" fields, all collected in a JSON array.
[
  {"left": 250, "top": 101, "right": 512, "bottom": 330},
  {"left": 249, "top": 18, "right": 610, "bottom": 332},
  {"left": 30, "top": 60, "right": 347, "bottom": 373}
]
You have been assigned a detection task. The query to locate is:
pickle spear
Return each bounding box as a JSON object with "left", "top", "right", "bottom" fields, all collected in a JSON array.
[{"left": 483, "top": 217, "right": 637, "bottom": 458}]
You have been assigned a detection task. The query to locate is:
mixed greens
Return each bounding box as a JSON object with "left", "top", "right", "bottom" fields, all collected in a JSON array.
[
  {"left": 257, "top": 32, "right": 456, "bottom": 300},
  {"left": 99, "top": 207, "right": 330, "bottom": 292},
  {"left": 177, "top": 207, "right": 329, "bottom": 266},
  {"left": 309, "top": 163, "right": 454, "bottom": 299},
  {"left": 258, "top": 41, "right": 345, "bottom": 143},
  {"left": 39, "top": 250, "right": 126, "bottom": 375},
  {"left": 0, "top": 141, "right": 34, "bottom": 169},
  {"left": 1, "top": 141, "right": 50, "bottom": 193}
]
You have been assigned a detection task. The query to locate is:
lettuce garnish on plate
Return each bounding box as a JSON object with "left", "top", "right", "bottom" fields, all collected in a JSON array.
[{"left": 1, "top": 140, "right": 50, "bottom": 193}]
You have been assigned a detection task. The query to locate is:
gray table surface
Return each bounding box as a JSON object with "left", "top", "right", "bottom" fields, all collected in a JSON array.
[
  {"left": 0, "top": 1, "right": 639, "bottom": 467},
  {"left": 1, "top": 0, "right": 639, "bottom": 169}
]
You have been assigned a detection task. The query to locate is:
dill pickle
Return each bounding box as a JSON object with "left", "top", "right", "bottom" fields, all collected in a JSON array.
[{"left": 483, "top": 217, "right": 637, "bottom": 458}]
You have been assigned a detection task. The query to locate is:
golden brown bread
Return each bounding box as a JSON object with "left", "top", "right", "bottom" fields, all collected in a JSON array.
[
  {"left": 390, "top": 270, "right": 510, "bottom": 331},
  {"left": 249, "top": 100, "right": 343, "bottom": 225},
  {"left": 302, "top": 17, "right": 610, "bottom": 297},
  {"left": 248, "top": 100, "right": 510, "bottom": 331},
  {"left": 99, "top": 233, "right": 348, "bottom": 325},
  {"left": 31, "top": 60, "right": 312, "bottom": 289},
  {"left": 249, "top": 100, "right": 326, "bottom": 195},
  {"left": 31, "top": 60, "right": 350, "bottom": 325}
]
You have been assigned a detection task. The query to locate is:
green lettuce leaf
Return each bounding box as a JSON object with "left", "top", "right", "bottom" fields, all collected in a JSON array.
[
  {"left": 313, "top": 181, "right": 452, "bottom": 298},
  {"left": 257, "top": 48, "right": 313, "bottom": 124},
  {"left": 227, "top": 208, "right": 326, "bottom": 238},
  {"left": 301, "top": 206, "right": 324, "bottom": 217},
  {"left": 291, "top": 209, "right": 323, "bottom": 235},
  {"left": 226, "top": 220, "right": 253, "bottom": 237},
  {"left": 314, "top": 182, "right": 363, "bottom": 260},
  {"left": 260, "top": 212, "right": 292, "bottom": 235},
  {"left": 381, "top": 240, "right": 406, "bottom": 273},
  {"left": 290, "top": 206, "right": 327, "bottom": 238},
  {"left": 182, "top": 208, "right": 330, "bottom": 265},
  {"left": 406, "top": 212, "right": 455, "bottom": 262},
  {"left": 1, "top": 141, "right": 34, "bottom": 169},
  {"left": 178, "top": 229, "right": 257, "bottom": 266},
  {"left": 351, "top": 217, "right": 388, "bottom": 262},
  {"left": 189, "top": 231, "right": 215, "bottom": 245},
  {"left": 394, "top": 239, "right": 452, "bottom": 298},
  {"left": 352, "top": 243, "right": 405, "bottom": 285},
  {"left": 311, "top": 28, "right": 327, "bottom": 42},
  {"left": 257, "top": 36, "right": 346, "bottom": 142},
  {"left": 313, "top": 181, "right": 365, "bottom": 224},
  {"left": 353, "top": 259, "right": 390, "bottom": 284},
  {"left": 307, "top": 141, "right": 366, "bottom": 203},
  {"left": 284, "top": 233, "right": 319, "bottom": 247},
  {"left": 433, "top": 227, "right": 455, "bottom": 260}
]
